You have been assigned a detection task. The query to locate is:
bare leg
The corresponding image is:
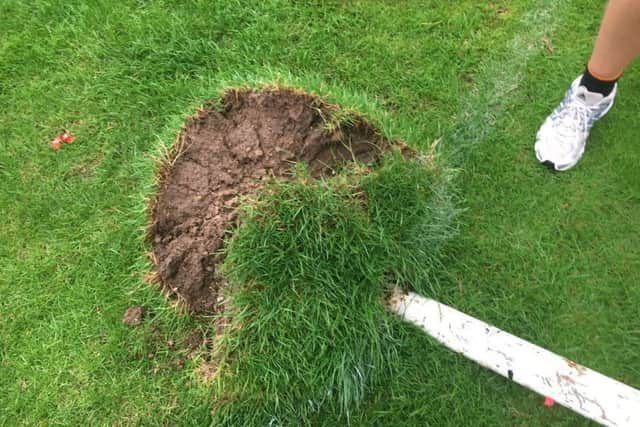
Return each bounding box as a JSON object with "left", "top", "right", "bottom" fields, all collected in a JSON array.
[
  {"left": 534, "top": 0, "right": 640, "bottom": 171},
  {"left": 588, "top": 0, "right": 640, "bottom": 80}
]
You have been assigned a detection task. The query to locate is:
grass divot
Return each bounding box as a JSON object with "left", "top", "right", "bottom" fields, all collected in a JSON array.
[
  {"left": 214, "top": 152, "right": 455, "bottom": 425},
  {"left": 149, "top": 88, "right": 389, "bottom": 314},
  {"left": 147, "top": 87, "right": 457, "bottom": 424}
]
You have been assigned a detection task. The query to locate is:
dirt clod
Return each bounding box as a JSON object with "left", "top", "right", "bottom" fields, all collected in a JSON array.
[
  {"left": 122, "top": 306, "right": 145, "bottom": 327},
  {"left": 150, "top": 89, "right": 390, "bottom": 313},
  {"left": 184, "top": 330, "right": 205, "bottom": 351}
]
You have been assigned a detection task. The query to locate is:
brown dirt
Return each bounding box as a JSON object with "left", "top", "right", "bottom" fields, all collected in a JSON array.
[
  {"left": 149, "top": 88, "right": 390, "bottom": 313},
  {"left": 122, "top": 306, "right": 145, "bottom": 326}
]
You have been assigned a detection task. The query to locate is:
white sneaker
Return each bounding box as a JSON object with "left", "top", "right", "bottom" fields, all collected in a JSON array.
[{"left": 535, "top": 75, "right": 616, "bottom": 171}]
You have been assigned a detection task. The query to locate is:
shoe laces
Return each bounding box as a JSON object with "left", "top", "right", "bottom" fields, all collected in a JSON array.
[{"left": 552, "top": 93, "right": 594, "bottom": 140}]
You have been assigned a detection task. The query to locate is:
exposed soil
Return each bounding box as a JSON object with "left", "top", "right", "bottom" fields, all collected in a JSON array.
[
  {"left": 122, "top": 306, "right": 145, "bottom": 327},
  {"left": 150, "top": 89, "right": 391, "bottom": 313}
]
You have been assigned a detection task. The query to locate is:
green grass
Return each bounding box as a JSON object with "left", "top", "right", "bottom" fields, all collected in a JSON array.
[
  {"left": 1, "top": 0, "right": 639, "bottom": 426},
  {"left": 214, "top": 155, "right": 454, "bottom": 425}
]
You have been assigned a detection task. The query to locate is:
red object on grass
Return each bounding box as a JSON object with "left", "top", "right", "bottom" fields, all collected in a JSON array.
[
  {"left": 50, "top": 137, "right": 62, "bottom": 151},
  {"left": 59, "top": 133, "right": 75, "bottom": 143},
  {"left": 544, "top": 396, "right": 555, "bottom": 407},
  {"left": 49, "top": 132, "right": 75, "bottom": 150}
]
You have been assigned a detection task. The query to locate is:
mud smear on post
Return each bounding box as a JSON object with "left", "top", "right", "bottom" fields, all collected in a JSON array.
[{"left": 149, "top": 88, "right": 393, "bottom": 314}]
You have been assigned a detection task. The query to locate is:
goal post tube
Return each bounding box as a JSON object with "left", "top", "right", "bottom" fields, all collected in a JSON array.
[{"left": 388, "top": 291, "right": 640, "bottom": 427}]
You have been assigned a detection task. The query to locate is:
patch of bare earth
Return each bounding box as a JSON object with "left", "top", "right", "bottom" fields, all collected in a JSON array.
[
  {"left": 122, "top": 306, "right": 145, "bottom": 327},
  {"left": 149, "top": 88, "right": 392, "bottom": 314}
]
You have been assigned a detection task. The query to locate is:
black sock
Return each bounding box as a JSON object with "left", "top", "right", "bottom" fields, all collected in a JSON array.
[{"left": 579, "top": 66, "right": 618, "bottom": 96}]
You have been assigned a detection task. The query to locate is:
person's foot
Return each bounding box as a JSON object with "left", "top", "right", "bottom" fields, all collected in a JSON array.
[{"left": 535, "top": 75, "right": 616, "bottom": 171}]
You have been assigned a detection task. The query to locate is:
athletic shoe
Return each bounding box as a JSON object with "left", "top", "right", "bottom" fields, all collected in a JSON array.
[{"left": 534, "top": 75, "right": 616, "bottom": 171}]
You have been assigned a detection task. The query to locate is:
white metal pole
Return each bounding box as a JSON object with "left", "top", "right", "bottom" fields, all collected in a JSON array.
[{"left": 388, "top": 291, "right": 640, "bottom": 427}]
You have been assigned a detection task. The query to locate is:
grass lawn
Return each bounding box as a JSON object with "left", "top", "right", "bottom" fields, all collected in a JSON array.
[{"left": 2, "top": 0, "right": 639, "bottom": 426}]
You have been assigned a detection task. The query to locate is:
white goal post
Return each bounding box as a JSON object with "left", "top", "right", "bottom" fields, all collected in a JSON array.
[{"left": 388, "top": 291, "right": 640, "bottom": 427}]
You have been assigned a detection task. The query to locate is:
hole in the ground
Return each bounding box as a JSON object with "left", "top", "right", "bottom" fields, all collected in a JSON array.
[{"left": 149, "top": 88, "right": 393, "bottom": 313}]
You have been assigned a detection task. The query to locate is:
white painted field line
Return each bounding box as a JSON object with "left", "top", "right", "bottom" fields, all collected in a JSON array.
[
  {"left": 389, "top": 291, "right": 640, "bottom": 427},
  {"left": 447, "top": 2, "right": 561, "bottom": 157}
]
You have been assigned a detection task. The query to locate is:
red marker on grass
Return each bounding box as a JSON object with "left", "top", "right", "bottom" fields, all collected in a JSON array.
[
  {"left": 49, "top": 132, "right": 75, "bottom": 150},
  {"left": 59, "top": 133, "right": 75, "bottom": 143}
]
